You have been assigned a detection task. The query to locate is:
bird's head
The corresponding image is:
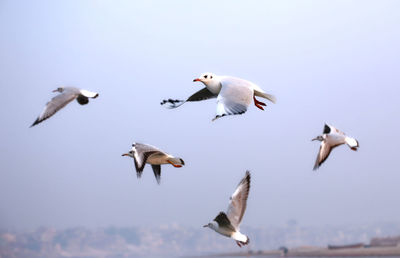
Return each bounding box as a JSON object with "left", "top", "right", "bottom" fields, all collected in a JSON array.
[
  {"left": 121, "top": 150, "right": 134, "bottom": 158},
  {"left": 312, "top": 135, "right": 324, "bottom": 142},
  {"left": 193, "top": 72, "right": 219, "bottom": 89},
  {"left": 203, "top": 221, "right": 217, "bottom": 230},
  {"left": 52, "top": 87, "right": 64, "bottom": 93}
]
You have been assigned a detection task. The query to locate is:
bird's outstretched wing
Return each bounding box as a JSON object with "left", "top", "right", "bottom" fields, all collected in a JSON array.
[
  {"left": 151, "top": 165, "right": 162, "bottom": 184},
  {"left": 213, "top": 82, "right": 252, "bottom": 121},
  {"left": 31, "top": 92, "right": 77, "bottom": 127},
  {"left": 226, "top": 171, "right": 251, "bottom": 230},
  {"left": 313, "top": 141, "right": 335, "bottom": 170},
  {"left": 161, "top": 87, "right": 216, "bottom": 108},
  {"left": 213, "top": 212, "right": 236, "bottom": 232}
]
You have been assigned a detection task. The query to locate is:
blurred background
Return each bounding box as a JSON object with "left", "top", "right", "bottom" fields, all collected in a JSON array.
[{"left": 0, "top": 0, "right": 399, "bottom": 256}]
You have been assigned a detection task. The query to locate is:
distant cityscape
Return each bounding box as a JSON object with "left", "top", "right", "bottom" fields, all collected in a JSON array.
[{"left": 1, "top": 221, "right": 400, "bottom": 257}]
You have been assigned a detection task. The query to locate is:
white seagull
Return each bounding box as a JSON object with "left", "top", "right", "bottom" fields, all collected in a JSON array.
[
  {"left": 312, "top": 124, "right": 359, "bottom": 170},
  {"left": 204, "top": 171, "right": 251, "bottom": 247},
  {"left": 122, "top": 143, "right": 185, "bottom": 184},
  {"left": 31, "top": 87, "right": 99, "bottom": 127},
  {"left": 161, "top": 73, "right": 276, "bottom": 121}
]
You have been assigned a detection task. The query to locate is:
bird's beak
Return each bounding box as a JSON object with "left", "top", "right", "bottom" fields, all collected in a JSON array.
[
  {"left": 193, "top": 78, "right": 201, "bottom": 82},
  {"left": 52, "top": 89, "right": 58, "bottom": 92},
  {"left": 311, "top": 137, "right": 318, "bottom": 141},
  {"left": 121, "top": 153, "right": 129, "bottom": 157},
  {"left": 203, "top": 224, "right": 208, "bottom": 228}
]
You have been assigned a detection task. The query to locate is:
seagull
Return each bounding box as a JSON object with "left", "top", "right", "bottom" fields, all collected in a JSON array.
[
  {"left": 31, "top": 87, "right": 99, "bottom": 127},
  {"left": 121, "top": 143, "right": 185, "bottom": 184},
  {"left": 312, "top": 124, "right": 359, "bottom": 170},
  {"left": 204, "top": 171, "right": 251, "bottom": 247},
  {"left": 161, "top": 73, "right": 276, "bottom": 121}
]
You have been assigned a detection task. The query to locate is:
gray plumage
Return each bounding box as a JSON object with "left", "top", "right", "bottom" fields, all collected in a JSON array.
[
  {"left": 312, "top": 124, "right": 359, "bottom": 170},
  {"left": 122, "top": 143, "right": 185, "bottom": 184},
  {"left": 31, "top": 87, "right": 99, "bottom": 127}
]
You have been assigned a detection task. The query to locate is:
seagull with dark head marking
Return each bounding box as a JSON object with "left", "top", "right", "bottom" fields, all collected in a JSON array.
[
  {"left": 312, "top": 123, "right": 359, "bottom": 170},
  {"left": 31, "top": 87, "right": 99, "bottom": 127},
  {"left": 204, "top": 171, "right": 251, "bottom": 247},
  {"left": 122, "top": 143, "right": 185, "bottom": 184},
  {"left": 161, "top": 73, "right": 276, "bottom": 121}
]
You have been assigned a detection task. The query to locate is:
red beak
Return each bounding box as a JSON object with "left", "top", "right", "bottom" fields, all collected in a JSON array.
[{"left": 193, "top": 78, "right": 201, "bottom": 82}]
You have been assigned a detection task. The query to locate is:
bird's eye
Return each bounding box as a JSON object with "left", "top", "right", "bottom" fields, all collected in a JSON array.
[
  {"left": 204, "top": 75, "right": 208, "bottom": 79},
  {"left": 210, "top": 76, "right": 213, "bottom": 79}
]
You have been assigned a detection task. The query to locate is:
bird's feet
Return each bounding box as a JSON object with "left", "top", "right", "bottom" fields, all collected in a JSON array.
[
  {"left": 236, "top": 241, "right": 242, "bottom": 248},
  {"left": 253, "top": 96, "right": 266, "bottom": 110},
  {"left": 167, "top": 160, "right": 182, "bottom": 168}
]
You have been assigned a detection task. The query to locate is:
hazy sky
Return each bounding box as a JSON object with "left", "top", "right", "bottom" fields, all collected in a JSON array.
[{"left": 0, "top": 0, "right": 399, "bottom": 231}]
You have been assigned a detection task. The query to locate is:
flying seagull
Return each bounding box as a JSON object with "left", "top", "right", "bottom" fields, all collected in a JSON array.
[
  {"left": 204, "top": 171, "right": 251, "bottom": 247},
  {"left": 122, "top": 143, "right": 185, "bottom": 184},
  {"left": 161, "top": 73, "right": 276, "bottom": 121},
  {"left": 312, "top": 124, "right": 359, "bottom": 170},
  {"left": 31, "top": 87, "right": 99, "bottom": 127}
]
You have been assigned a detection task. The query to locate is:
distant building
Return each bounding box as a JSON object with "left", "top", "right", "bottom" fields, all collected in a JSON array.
[{"left": 370, "top": 236, "right": 400, "bottom": 247}]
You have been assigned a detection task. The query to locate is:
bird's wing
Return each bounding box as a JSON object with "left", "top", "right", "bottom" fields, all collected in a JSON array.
[
  {"left": 132, "top": 150, "right": 158, "bottom": 178},
  {"left": 151, "top": 165, "right": 162, "bottom": 184},
  {"left": 345, "top": 137, "right": 359, "bottom": 149},
  {"left": 313, "top": 141, "right": 337, "bottom": 170},
  {"left": 226, "top": 171, "right": 251, "bottom": 230},
  {"left": 79, "top": 89, "right": 99, "bottom": 98},
  {"left": 160, "top": 87, "right": 216, "bottom": 108},
  {"left": 326, "top": 124, "right": 348, "bottom": 138},
  {"left": 213, "top": 212, "right": 236, "bottom": 232},
  {"left": 323, "top": 124, "right": 331, "bottom": 134},
  {"left": 76, "top": 89, "right": 98, "bottom": 105},
  {"left": 76, "top": 95, "right": 89, "bottom": 105},
  {"left": 132, "top": 143, "right": 161, "bottom": 175},
  {"left": 213, "top": 80, "right": 253, "bottom": 121},
  {"left": 134, "top": 143, "right": 162, "bottom": 153},
  {"left": 31, "top": 91, "right": 78, "bottom": 127}
]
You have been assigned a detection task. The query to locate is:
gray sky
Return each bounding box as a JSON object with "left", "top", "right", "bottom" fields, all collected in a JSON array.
[{"left": 0, "top": 0, "right": 399, "bottom": 230}]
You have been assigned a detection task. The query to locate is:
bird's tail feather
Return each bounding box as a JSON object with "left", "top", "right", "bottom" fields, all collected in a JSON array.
[
  {"left": 255, "top": 91, "right": 276, "bottom": 103},
  {"left": 345, "top": 137, "right": 359, "bottom": 150}
]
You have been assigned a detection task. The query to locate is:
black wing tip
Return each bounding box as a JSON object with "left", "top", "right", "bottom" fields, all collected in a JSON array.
[
  {"left": 180, "top": 158, "right": 185, "bottom": 165},
  {"left": 214, "top": 211, "right": 228, "bottom": 221},
  {"left": 134, "top": 160, "right": 145, "bottom": 176},
  {"left": 77, "top": 95, "right": 89, "bottom": 105},
  {"left": 160, "top": 98, "right": 184, "bottom": 105},
  {"left": 218, "top": 211, "right": 226, "bottom": 216},
  {"left": 151, "top": 165, "right": 162, "bottom": 185},
  {"left": 323, "top": 124, "right": 331, "bottom": 134},
  {"left": 212, "top": 110, "right": 247, "bottom": 121},
  {"left": 244, "top": 170, "right": 251, "bottom": 182},
  {"left": 30, "top": 118, "right": 41, "bottom": 127}
]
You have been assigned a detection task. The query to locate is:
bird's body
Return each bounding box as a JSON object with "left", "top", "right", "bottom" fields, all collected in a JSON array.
[
  {"left": 122, "top": 143, "right": 184, "bottom": 184},
  {"left": 161, "top": 73, "right": 276, "bottom": 121},
  {"left": 31, "top": 87, "right": 99, "bottom": 127},
  {"left": 204, "top": 171, "right": 251, "bottom": 247},
  {"left": 312, "top": 124, "right": 359, "bottom": 170}
]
